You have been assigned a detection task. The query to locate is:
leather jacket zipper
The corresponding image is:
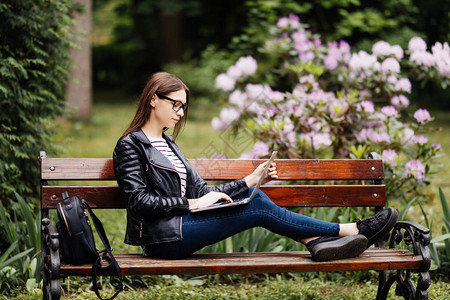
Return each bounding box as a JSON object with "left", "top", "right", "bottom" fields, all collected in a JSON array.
[
  {"left": 148, "top": 160, "right": 182, "bottom": 196},
  {"left": 179, "top": 216, "right": 183, "bottom": 240},
  {"left": 139, "top": 222, "right": 143, "bottom": 238}
]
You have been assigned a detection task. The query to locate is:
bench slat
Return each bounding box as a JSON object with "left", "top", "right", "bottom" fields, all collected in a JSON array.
[
  {"left": 59, "top": 249, "right": 423, "bottom": 277},
  {"left": 41, "top": 158, "right": 384, "bottom": 181},
  {"left": 42, "top": 185, "right": 386, "bottom": 209}
]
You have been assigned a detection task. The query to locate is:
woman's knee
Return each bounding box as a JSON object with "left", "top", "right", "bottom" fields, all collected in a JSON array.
[{"left": 251, "top": 190, "right": 275, "bottom": 207}]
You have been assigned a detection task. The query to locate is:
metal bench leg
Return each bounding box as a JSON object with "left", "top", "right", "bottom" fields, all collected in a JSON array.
[
  {"left": 377, "top": 269, "right": 429, "bottom": 300},
  {"left": 42, "top": 218, "right": 61, "bottom": 300},
  {"left": 376, "top": 221, "right": 431, "bottom": 300}
]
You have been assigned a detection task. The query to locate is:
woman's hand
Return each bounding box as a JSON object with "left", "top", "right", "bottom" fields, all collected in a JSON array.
[
  {"left": 244, "top": 160, "right": 278, "bottom": 188},
  {"left": 188, "top": 191, "right": 233, "bottom": 210}
]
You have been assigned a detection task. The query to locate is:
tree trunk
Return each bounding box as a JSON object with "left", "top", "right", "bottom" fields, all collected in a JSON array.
[
  {"left": 66, "top": 0, "right": 92, "bottom": 119},
  {"left": 159, "top": 11, "right": 183, "bottom": 63}
]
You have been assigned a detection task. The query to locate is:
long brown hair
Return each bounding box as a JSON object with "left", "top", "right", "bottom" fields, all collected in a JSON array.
[{"left": 123, "top": 72, "right": 190, "bottom": 139}]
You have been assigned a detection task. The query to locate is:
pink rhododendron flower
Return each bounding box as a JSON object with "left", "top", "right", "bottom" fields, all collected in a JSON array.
[
  {"left": 395, "top": 78, "right": 412, "bottom": 93},
  {"left": 372, "top": 41, "right": 391, "bottom": 56},
  {"left": 381, "top": 57, "right": 401, "bottom": 74},
  {"left": 324, "top": 55, "right": 338, "bottom": 70},
  {"left": 276, "top": 14, "right": 300, "bottom": 29},
  {"left": 268, "top": 91, "right": 284, "bottom": 103},
  {"left": 215, "top": 74, "right": 236, "bottom": 92},
  {"left": 226, "top": 65, "right": 243, "bottom": 80},
  {"left": 299, "top": 74, "right": 316, "bottom": 84},
  {"left": 262, "top": 106, "right": 277, "bottom": 118},
  {"left": 391, "top": 45, "right": 404, "bottom": 60},
  {"left": 313, "top": 39, "right": 322, "bottom": 48},
  {"left": 405, "top": 160, "right": 425, "bottom": 181},
  {"left": 432, "top": 144, "right": 441, "bottom": 150},
  {"left": 382, "top": 149, "right": 398, "bottom": 166},
  {"left": 359, "top": 129, "right": 390, "bottom": 143},
  {"left": 324, "top": 41, "right": 350, "bottom": 70},
  {"left": 432, "top": 42, "right": 450, "bottom": 77},
  {"left": 339, "top": 40, "right": 351, "bottom": 55},
  {"left": 408, "top": 37, "right": 427, "bottom": 53},
  {"left": 235, "top": 56, "right": 258, "bottom": 76},
  {"left": 238, "top": 152, "right": 253, "bottom": 159},
  {"left": 381, "top": 106, "right": 398, "bottom": 118},
  {"left": 276, "top": 17, "right": 289, "bottom": 28},
  {"left": 211, "top": 117, "right": 226, "bottom": 131},
  {"left": 368, "top": 130, "right": 390, "bottom": 143},
  {"left": 413, "top": 135, "right": 429, "bottom": 144},
  {"left": 357, "top": 100, "right": 375, "bottom": 114},
  {"left": 330, "top": 100, "right": 349, "bottom": 118},
  {"left": 228, "top": 90, "right": 248, "bottom": 108},
  {"left": 211, "top": 106, "right": 241, "bottom": 131},
  {"left": 391, "top": 95, "right": 410, "bottom": 110},
  {"left": 410, "top": 51, "right": 435, "bottom": 67},
  {"left": 400, "top": 128, "right": 415, "bottom": 145},
  {"left": 372, "top": 41, "right": 404, "bottom": 60},
  {"left": 312, "top": 133, "right": 332, "bottom": 149},
  {"left": 292, "top": 31, "right": 315, "bottom": 62},
  {"left": 387, "top": 75, "right": 398, "bottom": 84},
  {"left": 437, "top": 62, "right": 450, "bottom": 78},
  {"left": 246, "top": 84, "right": 272, "bottom": 100},
  {"left": 349, "top": 51, "right": 380, "bottom": 72},
  {"left": 413, "top": 108, "right": 432, "bottom": 124},
  {"left": 302, "top": 132, "right": 332, "bottom": 149},
  {"left": 250, "top": 142, "right": 270, "bottom": 158}
]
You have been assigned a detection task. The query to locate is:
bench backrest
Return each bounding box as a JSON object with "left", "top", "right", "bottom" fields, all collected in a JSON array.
[{"left": 40, "top": 152, "right": 385, "bottom": 210}]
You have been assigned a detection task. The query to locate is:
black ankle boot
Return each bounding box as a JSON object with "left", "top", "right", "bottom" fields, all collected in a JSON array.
[
  {"left": 355, "top": 207, "right": 398, "bottom": 248},
  {"left": 306, "top": 234, "right": 368, "bottom": 262}
]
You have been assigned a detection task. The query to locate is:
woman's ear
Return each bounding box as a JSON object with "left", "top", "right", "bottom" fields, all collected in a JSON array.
[{"left": 150, "top": 94, "right": 157, "bottom": 108}]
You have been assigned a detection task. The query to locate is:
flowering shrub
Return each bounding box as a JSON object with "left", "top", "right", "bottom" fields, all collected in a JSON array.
[{"left": 212, "top": 14, "right": 447, "bottom": 201}]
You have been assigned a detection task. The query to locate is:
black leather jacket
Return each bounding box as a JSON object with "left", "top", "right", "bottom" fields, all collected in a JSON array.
[{"left": 113, "top": 129, "right": 249, "bottom": 246}]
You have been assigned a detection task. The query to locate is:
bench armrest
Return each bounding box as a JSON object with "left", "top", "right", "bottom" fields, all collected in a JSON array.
[
  {"left": 395, "top": 221, "right": 430, "bottom": 236},
  {"left": 389, "top": 221, "right": 431, "bottom": 272}
]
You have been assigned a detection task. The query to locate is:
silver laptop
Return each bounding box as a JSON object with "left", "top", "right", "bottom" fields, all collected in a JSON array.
[{"left": 191, "top": 151, "right": 277, "bottom": 213}]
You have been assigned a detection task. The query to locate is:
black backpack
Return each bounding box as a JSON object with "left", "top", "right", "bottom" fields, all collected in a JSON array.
[{"left": 56, "top": 192, "right": 124, "bottom": 300}]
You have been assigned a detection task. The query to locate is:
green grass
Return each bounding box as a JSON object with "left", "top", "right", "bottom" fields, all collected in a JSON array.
[
  {"left": 45, "top": 90, "right": 450, "bottom": 299},
  {"left": 16, "top": 275, "right": 450, "bottom": 299}
]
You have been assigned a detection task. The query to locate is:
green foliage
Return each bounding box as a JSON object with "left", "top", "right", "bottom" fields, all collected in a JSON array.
[
  {"left": 427, "top": 188, "right": 450, "bottom": 272},
  {"left": 0, "top": 194, "right": 41, "bottom": 296},
  {"left": 212, "top": 15, "right": 445, "bottom": 207},
  {"left": 0, "top": 0, "right": 75, "bottom": 295},
  {"left": 0, "top": 0, "right": 73, "bottom": 211},
  {"left": 245, "top": 0, "right": 448, "bottom": 51},
  {"left": 164, "top": 46, "right": 236, "bottom": 101}
]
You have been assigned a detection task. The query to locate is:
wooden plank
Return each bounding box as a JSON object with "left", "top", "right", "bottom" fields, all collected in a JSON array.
[
  {"left": 41, "top": 185, "right": 386, "bottom": 209},
  {"left": 41, "top": 158, "right": 384, "bottom": 181},
  {"left": 41, "top": 158, "right": 115, "bottom": 180},
  {"left": 191, "top": 159, "right": 384, "bottom": 180},
  {"left": 59, "top": 249, "right": 424, "bottom": 277}
]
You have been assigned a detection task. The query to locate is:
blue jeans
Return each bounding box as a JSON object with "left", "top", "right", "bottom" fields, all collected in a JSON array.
[{"left": 143, "top": 188, "right": 339, "bottom": 259}]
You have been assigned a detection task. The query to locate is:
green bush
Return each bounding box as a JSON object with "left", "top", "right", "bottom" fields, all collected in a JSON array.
[
  {"left": 426, "top": 188, "right": 450, "bottom": 273},
  {"left": 0, "top": 0, "right": 75, "bottom": 295},
  {"left": 211, "top": 15, "right": 446, "bottom": 206},
  {"left": 0, "top": 1, "right": 73, "bottom": 212}
]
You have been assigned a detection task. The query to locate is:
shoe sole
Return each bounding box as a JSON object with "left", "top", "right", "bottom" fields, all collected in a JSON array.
[
  {"left": 312, "top": 235, "right": 368, "bottom": 262},
  {"left": 367, "top": 207, "right": 399, "bottom": 248}
]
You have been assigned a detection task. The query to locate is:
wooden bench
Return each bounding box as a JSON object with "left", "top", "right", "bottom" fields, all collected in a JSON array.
[{"left": 40, "top": 151, "right": 431, "bottom": 299}]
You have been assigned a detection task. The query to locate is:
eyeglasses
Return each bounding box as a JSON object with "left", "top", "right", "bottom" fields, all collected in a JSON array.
[{"left": 156, "top": 93, "right": 188, "bottom": 112}]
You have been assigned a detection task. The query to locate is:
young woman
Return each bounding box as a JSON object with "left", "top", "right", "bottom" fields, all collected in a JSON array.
[{"left": 113, "top": 72, "right": 398, "bottom": 262}]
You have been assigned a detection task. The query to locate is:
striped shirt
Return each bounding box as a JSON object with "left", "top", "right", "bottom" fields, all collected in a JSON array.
[{"left": 149, "top": 138, "right": 187, "bottom": 196}]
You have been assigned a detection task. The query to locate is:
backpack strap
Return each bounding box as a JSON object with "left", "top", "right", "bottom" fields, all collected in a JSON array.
[{"left": 82, "top": 200, "right": 124, "bottom": 300}]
